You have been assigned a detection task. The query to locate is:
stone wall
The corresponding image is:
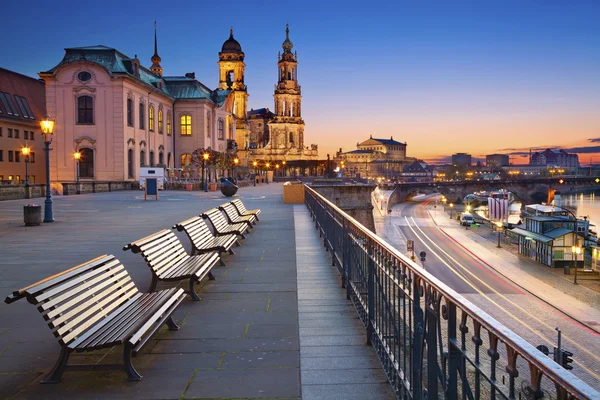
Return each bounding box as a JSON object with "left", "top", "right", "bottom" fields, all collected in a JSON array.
[
  {"left": 311, "top": 183, "right": 376, "bottom": 232},
  {"left": 0, "top": 184, "right": 46, "bottom": 201}
]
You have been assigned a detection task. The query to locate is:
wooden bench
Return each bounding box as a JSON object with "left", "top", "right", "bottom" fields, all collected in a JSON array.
[
  {"left": 202, "top": 208, "right": 249, "bottom": 239},
  {"left": 230, "top": 199, "right": 261, "bottom": 221},
  {"left": 123, "top": 229, "right": 220, "bottom": 301},
  {"left": 4, "top": 254, "right": 185, "bottom": 383},
  {"left": 173, "top": 216, "right": 239, "bottom": 266},
  {"left": 219, "top": 202, "right": 256, "bottom": 230}
]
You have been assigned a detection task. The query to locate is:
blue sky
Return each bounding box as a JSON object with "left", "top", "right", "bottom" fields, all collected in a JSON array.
[{"left": 2, "top": 0, "right": 599, "bottom": 163}]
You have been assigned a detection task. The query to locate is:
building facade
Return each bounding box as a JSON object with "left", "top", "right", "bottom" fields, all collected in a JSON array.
[
  {"left": 39, "top": 28, "right": 238, "bottom": 186},
  {"left": 451, "top": 153, "right": 472, "bottom": 168},
  {"left": 0, "top": 68, "right": 46, "bottom": 184},
  {"left": 243, "top": 25, "right": 318, "bottom": 165},
  {"left": 486, "top": 153, "right": 509, "bottom": 171},
  {"left": 530, "top": 148, "right": 579, "bottom": 168},
  {"left": 338, "top": 135, "right": 410, "bottom": 179}
]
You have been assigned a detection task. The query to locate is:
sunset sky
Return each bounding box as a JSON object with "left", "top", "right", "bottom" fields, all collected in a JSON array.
[{"left": 2, "top": 0, "right": 599, "bottom": 165}]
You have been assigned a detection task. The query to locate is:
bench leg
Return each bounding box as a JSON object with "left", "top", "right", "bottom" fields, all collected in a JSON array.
[
  {"left": 228, "top": 248, "right": 236, "bottom": 255},
  {"left": 123, "top": 343, "right": 143, "bottom": 381},
  {"left": 165, "top": 316, "right": 180, "bottom": 331},
  {"left": 41, "top": 347, "right": 71, "bottom": 384},
  {"left": 208, "top": 271, "right": 216, "bottom": 280},
  {"left": 219, "top": 257, "right": 227, "bottom": 267},
  {"left": 240, "top": 234, "right": 246, "bottom": 240},
  {"left": 234, "top": 240, "right": 241, "bottom": 247},
  {"left": 189, "top": 278, "right": 201, "bottom": 301}
]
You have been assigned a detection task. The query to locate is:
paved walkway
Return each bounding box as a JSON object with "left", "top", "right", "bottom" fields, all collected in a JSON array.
[{"left": 0, "top": 184, "right": 392, "bottom": 399}]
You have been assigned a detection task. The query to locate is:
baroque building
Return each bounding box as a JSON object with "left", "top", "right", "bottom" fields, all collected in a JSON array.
[
  {"left": 39, "top": 25, "right": 238, "bottom": 187},
  {"left": 338, "top": 135, "right": 411, "bottom": 179},
  {"left": 242, "top": 25, "right": 318, "bottom": 165}
]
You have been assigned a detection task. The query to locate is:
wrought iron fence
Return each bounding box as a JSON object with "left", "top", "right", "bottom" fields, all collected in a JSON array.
[{"left": 304, "top": 185, "right": 597, "bottom": 400}]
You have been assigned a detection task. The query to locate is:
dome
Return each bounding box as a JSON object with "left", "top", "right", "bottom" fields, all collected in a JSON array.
[{"left": 222, "top": 28, "right": 242, "bottom": 53}]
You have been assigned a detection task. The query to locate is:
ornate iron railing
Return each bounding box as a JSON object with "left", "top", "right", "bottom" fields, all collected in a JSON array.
[{"left": 304, "top": 185, "right": 597, "bottom": 400}]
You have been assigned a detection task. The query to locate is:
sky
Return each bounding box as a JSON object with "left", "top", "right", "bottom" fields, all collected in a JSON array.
[{"left": 2, "top": 0, "right": 599, "bottom": 165}]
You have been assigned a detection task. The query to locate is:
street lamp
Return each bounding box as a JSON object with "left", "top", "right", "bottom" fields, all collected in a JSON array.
[
  {"left": 449, "top": 203, "right": 454, "bottom": 219},
  {"left": 40, "top": 114, "right": 55, "bottom": 223},
  {"left": 276, "top": 163, "right": 280, "bottom": 178},
  {"left": 252, "top": 161, "right": 258, "bottom": 186},
  {"left": 233, "top": 157, "right": 239, "bottom": 182},
  {"left": 202, "top": 152, "right": 209, "bottom": 192},
  {"left": 282, "top": 160, "right": 286, "bottom": 177},
  {"left": 21, "top": 146, "right": 31, "bottom": 186},
  {"left": 265, "top": 162, "right": 270, "bottom": 184},
  {"left": 572, "top": 245, "right": 582, "bottom": 284},
  {"left": 495, "top": 221, "right": 503, "bottom": 248},
  {"left": 73, "top": 151, "right": 81, "bottom": 194}
]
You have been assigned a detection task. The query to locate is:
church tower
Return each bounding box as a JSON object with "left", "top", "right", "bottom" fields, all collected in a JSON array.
[
  {"left": 150, "top": 21, "right": 163, "bottom": 77},
  {"left": 269, "top": 24, "right": 304, "bottom": 150},
  {"left": 218, "top": 28, "right": 249, "bottom": 150}
]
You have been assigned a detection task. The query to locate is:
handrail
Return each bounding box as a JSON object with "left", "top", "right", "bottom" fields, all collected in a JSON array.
[{"left": 304, "top": 184, "right": 598, "bottom": 400}]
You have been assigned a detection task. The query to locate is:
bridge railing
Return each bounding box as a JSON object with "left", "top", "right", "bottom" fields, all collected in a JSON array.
[{"left": 304, "top": 184, "right": 597, "bottom": 400}]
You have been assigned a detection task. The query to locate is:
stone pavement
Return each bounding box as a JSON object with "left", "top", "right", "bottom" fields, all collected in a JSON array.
[{"left": 0, "top": 183, "right": 393, "bottom": 399}]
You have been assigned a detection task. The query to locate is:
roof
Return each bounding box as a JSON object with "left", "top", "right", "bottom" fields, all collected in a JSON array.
[
  {"left": 525, "top": 215, "right": 571, "bottom": 222},
  {"left": 0, "top": 68, "right": 45, "bottom": 124},
  {"left": 221, "top": 29, "right": 243, "bottom": 53},
  {"left": 358, "top": 136, "right": 406, "bottom": 147},
  {"left": 344, "top": 149, "right": 375, "bottom": 155},
  {"left": 162, "top": 76, "right": 213, "bottom": 100},
  {"left": 510, "top": 228, "right": 553, "bottom": 243},
  {"left": 544, "top": 227, "right": 573, "bottom": 239}
]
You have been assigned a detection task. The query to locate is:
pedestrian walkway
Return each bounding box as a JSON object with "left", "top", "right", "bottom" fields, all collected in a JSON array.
[
  {"left": 294, "top": 206, "right": 395, "bottom": 400},
  {"left": 0, "top": 184, "right": 394, "bottom": 399},
  {"left": 427, "top": 207, "right": 600, "bottom": 334}
]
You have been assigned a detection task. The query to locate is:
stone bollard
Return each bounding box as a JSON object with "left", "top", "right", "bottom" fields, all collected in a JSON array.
[{"left": 24, "top": 204, "right": 42, "bottom": 226}]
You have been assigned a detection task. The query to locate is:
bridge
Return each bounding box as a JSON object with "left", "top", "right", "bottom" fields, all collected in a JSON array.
[{"left": 388, "top": 176, "right": 600, "bottom": 207}]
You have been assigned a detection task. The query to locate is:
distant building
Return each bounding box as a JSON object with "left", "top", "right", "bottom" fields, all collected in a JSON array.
[
  {"left": 451, "top": 153, "right": 472, "bottom": 168},
  {"left": 401, "top": 160, "right": 432, "bottom": 181},
  {"left": 339, "top": 135, "right": 409, "bottom": 179},
  {"left": 530, "top": 148, "right": 579, "bottom": 168},
  {"left": 0, "top": 68, "right": 47, "bottom": 184},
  {"left": 486, "top": 154, "right": 509, "bottom": 171}
]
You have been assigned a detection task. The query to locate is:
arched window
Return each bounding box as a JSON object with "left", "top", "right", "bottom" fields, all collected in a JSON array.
[
  {"left": 139, "top": 103, "right": 145, "bottom": 129},
  {"left": 140, "top": 150, "right": 146, "bottom": 166},
  {"left": 181, "top": 153, "right": 192, "bottom": 167},
  {"left": 149, "top": 151, "right": 155, "bottom": 166},
  {"left": 180, "top": 115, "right": 192, "bottom": 135},
  {"left": 77, "top": 96, "right": 94, "bottom": 124},
  {"left": 158, "top": 151, "right": 164, "bottom": 165},
  {"left": 127, "top": 148, "right": 134, "bottom": 178},
  {"left": 217, "top": 118, "right": 224, "bottom": 140},
  {"left": 167, "top": 112, "right": 172, "bottom": 135},
  {"left": 149, "top": 105, "right": 155, "bottom": 132},
  {"left": 158, "top": 109, "right": 163, "bottom": 133},
  {"left": 127, "top": 98, "right": 133, "bottom": 127},
  {"left": 79, "top": 148, "right": 94, "bottom": 178}
]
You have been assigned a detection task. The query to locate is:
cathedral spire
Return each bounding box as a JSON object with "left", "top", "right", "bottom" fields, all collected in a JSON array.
[
  {"left": 150, "top": 21, "right": 163, "bottom": 77},
  {"left": 282, "top": 24, "right": 293, "bottom": 54}
]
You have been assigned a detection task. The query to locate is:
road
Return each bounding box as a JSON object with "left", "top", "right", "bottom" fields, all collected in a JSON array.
[{"left": 376, "top": 195, "right": 600, "bottom": 392}]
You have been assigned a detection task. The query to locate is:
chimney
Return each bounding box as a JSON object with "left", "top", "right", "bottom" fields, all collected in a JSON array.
[{"left": 185, "top": 72, "right": 196, "bottom": 79}]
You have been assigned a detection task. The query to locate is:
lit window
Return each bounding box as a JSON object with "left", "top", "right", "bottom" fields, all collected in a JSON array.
[
  {"left": 181, "top": 115, "right": 192, "bottom": 135},
  {"left": 181, "top": 153, "right": 192, "bottom": 166},
  {"left": 77, "top": 96, "right": 94, "bottom": 124},
  {"left": 167, "top": 112, "right": 172, "bottom": 135},
  {"left": 149, "top": 105, "right": 155, "bottom": 132},
  {"left": 158, "top": 109, "right": 163, "bottom": 133}
]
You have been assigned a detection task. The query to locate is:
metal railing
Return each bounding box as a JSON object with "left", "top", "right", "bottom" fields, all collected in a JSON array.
[{"left": 304, "top": 185, "right": 597, "bottom": 400}]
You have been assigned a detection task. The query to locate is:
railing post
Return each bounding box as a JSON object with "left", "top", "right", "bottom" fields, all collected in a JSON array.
[
  {"left": 367, "top": 237, "right": 375, "bottom": 346},
  {"left": 427, "top": 292, "right": 438, "bottom": 400},
  {"left": 412, "top": 276, "right": 424, "bottom": 400},
  {"left": 447, "top": 301, "right": 458, "bottom": 400}
]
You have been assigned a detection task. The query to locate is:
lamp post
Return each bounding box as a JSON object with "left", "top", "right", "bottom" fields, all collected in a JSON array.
[
  {"left": 40, "top": 115, "right": 55, "bottom": 223},
  {"left": 449, "top": 203, "right": 454, "bottom": 219},
  {"left": 73, "top": 151, "right": 81, "bottom": 194},
  {"left": 252, "top": 161, "right": 257, "bottom": 186},
  {"left": 203, "top": 152, "right": 209, "bottom": 192},
  {"left": 233, "top": 157, "right": 239, "bottom": 183},
  {"left": 21, "top": 146, "right": 31, "bottom": 186},
  {"left": 495, "top": 221, "right": 503, "bottom": 248},
  {"left": 265, "top": 162, "right": 270, "bottom": 184},
  {"left": 282, "top": 160, "right": 286, "bottom": 177},
  {"left": 276, "top": 163, "right": 280, "bottom": 178},
  {"left": 572, "top": 245, "right": 582, "bottom": 284}
]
